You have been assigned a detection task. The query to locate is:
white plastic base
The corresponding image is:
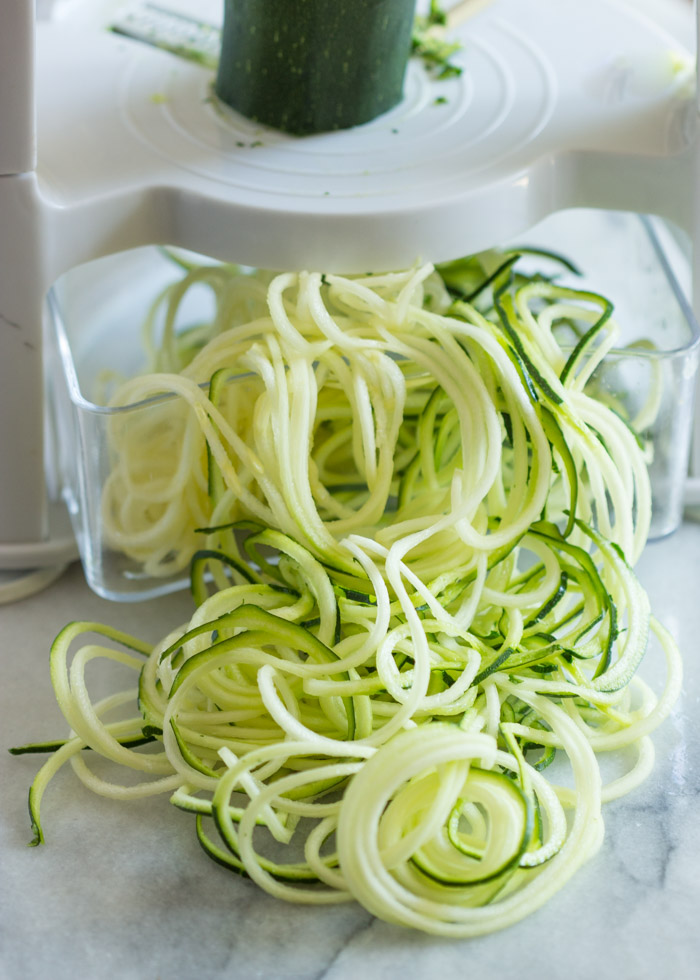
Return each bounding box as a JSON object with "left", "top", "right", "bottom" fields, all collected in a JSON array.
[
  {"left": 30, "top": 0, "right": 698, "bottom": 277},
  {"left": 0, "top": 500, "right": 77, "bottom": 571}
]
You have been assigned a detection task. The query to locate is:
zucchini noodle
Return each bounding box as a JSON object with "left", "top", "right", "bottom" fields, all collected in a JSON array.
[{"left": 17, "top": 252, "right": 682, "bottom": 937}]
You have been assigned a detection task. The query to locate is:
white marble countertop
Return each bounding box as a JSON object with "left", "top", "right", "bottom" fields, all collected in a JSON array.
[{"left": 2, "top": 522, "right": 699, "bottom": 980}]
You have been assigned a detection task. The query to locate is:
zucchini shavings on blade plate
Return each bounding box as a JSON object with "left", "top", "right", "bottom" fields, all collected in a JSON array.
[{"left": 16, "top": 252, "right": 682, "bottom": 937}]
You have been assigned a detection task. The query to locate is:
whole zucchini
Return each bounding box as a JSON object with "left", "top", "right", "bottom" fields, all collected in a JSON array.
[{"left": 215, "top": 0, "right": 417, "bottom": 135}]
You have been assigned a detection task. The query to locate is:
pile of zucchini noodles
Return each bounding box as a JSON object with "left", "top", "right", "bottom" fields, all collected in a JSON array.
[{"left": 22, "top": 251, "right": 682, "bottom": 936}]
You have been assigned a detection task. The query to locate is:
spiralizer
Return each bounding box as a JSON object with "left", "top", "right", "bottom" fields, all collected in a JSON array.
[{"left": 0, "top": 0, "right": 698, "bottom": 592}]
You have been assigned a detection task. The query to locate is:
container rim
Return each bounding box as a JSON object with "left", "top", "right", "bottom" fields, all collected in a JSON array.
[
  {"left": 48, "top": 213, "right": 700, "bottom": 415},
  {"left": 640, "top": 214, "right": 700, "bottom": 355}
]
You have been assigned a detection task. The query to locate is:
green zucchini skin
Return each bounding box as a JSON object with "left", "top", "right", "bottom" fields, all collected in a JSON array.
[{"left": 216, "top": 0, "right": 416, "bottom": 135}]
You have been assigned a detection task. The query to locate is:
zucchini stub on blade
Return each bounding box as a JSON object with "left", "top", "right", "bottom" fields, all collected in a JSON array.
[{"left": 215, "top": 0, "right": 417, "bottom": 135}]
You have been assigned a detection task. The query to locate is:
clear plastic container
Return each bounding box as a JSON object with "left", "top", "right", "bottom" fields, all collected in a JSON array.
[
  {"left": 510, "top": 210, "right": 700, "bottom": 541},
  {"left": 46, "top": 210, "right": 700, "bottom": 600}
]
